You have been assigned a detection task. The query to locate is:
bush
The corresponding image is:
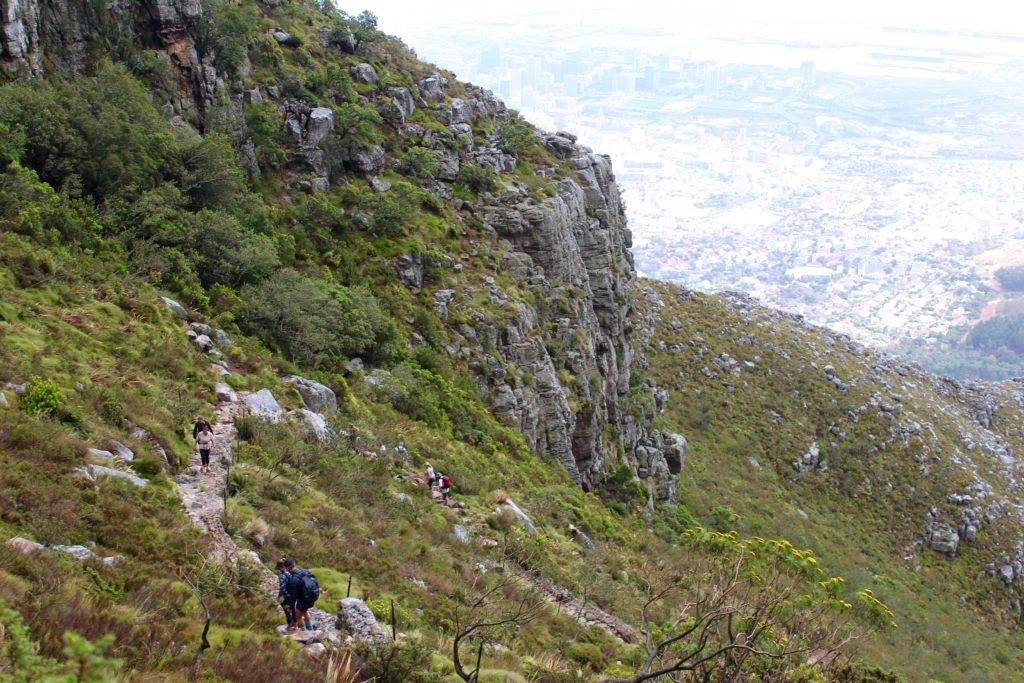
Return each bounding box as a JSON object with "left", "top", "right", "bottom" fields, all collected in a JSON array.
[
  {"left": 457, "top": 162, "right": 498, "bottom": 194},
  {"left": 0, "top": 61, "right": 177, "bottom": 202},
  {"left": 19, "top": 377, "right": 65, "bottom": 417},
  {"left": 239, "top": 269, "right": 403, "bottom": 368},
  {"left": 563, "top": 642, "right": 607, "bottom": 672},
  {"left": 351, "top": 637, "right": 438, "bottom": 683}
]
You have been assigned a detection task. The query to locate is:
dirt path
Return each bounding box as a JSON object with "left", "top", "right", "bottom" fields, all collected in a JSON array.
[
  {"left": 174, "top": 383, "right": 338, "bottom": 648},
  {"left": 176, "top": 396, "right": 246, "bottom": 564}
]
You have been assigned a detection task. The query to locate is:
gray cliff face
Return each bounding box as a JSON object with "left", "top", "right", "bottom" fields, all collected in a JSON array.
[
  {"left": 429, "top": 99, "right": 681, "bottom": 497},
  {"left": 2, "top": 0, "right": 222, "bottom": 119},
  {"left": 2, "top": 1, "right": 683, "bottom": 499}
]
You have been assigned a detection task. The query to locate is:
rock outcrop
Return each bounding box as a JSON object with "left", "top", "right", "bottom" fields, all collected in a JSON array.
[
  {"left": 336, "top": 598, "right": 390, "bottom": 643},
  {"left": 6, "top": 0, "right": 683, "bottom": 500}
]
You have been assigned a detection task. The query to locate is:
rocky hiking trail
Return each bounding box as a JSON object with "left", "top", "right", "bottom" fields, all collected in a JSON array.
[
  {"left": 173, "top": 369, "right": 341, "bottom": 655},
  {"left": 170, "top": 309, "right": 640, "bottom": 655},
  {"left": 518, "top": 569, "right": 638, "bottom": 644}
]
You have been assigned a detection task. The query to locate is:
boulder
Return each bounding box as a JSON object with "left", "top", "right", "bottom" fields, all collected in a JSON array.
[
  {"left": 72, "top": 466, "right": 94, "bottom": 481},
  {"left": 926, "top": 522, "right": 959, "bottom": 556},
  {"left": 286, "top": 376, "right": 337, "bottom": 413},
  {"left": 418, "top": 74, "right": 445, "bottom": 102},
  {"left": 388, "top": 87, "right": 415, "bottom": 117},
  {"left": 190, "top": 322, "right": 212, "bottom": 335},
  {"left": 109, "top": 440, "right": 135, "bottom": 462},
  {"left": 271, "top": 30, "right": 300, "bottom": 47},
  {"left": 88, "top": 448, "right": 115, "bottom": 460},
  {"left": 337, "top": 598, "right": 391, "bottom": 643},
  {"left": 244, "top": 389, "right": 283, "bottom": 421},
  {"left": 303, "top": 642, "right": 327, "bottom": 657},
  {"left": 215, "top": 382, "right": 238, "bottom": 403},
  {"left": 214, "top": 329, "right": 231, "bottom": 346},
  {"left": 663, "top": 432, "right": 687, "bottom": 474},
  {"left": 161, "top": 296, "right": 187, "bottom": 318},
  {"left": 89, "top": 465, "right": 148, "bottom": 488},
  {"left": 7, "top": 537, "right": 45, "bottom": 555},
  {"left": 0, "top": 391, "right": 8, "bottom": 408},
  {"left": 325, "top": 26, "right": 355, "bottom": 53},
  {"left": 568, "top": 524, "right": 595, "bottom": 552},
  {"left": 451, "top": 524, "right": 471, "bottom": 544},
  {"left": 499, "top": 499, "right": 537, "bottom": 535},
  {"left": 305, "top": 107, "right": 334, "bottom": 147},
  {"left": 292, "top": 409, "right": 331, "bottom": 441},
  {"left": 350, "top": 63, "right": 378, "bottom": 84},
  {"left": 191, "top": 334, "right": 214, "bottom": 352},
  {"left": 310, "top": 176, "right": 330, "bottom": 194},
  {"left": 394, "top": 253, "right": 424, "bottom": 291},
  {"left": 350, "top": 145, "right": 385, "bottom": 175},
  {"left": 53, "top": 544, "right": 95, "bottom": 561}
]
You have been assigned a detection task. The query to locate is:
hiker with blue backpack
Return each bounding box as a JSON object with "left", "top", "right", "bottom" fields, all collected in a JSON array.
[
  {"left": 277, "top": 557, "right": 321, "bottom": 631},
  {"left": 275, "top": 558, "right": 297, "bottom": 631}
]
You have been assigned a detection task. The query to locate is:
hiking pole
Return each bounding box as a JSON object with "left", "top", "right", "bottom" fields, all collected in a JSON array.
[
  {"left": 346, "top": 575, "right": 352, "bottom": 598},
  {"left": 390, "top": 599, "right": 396, "bottom": 640}
]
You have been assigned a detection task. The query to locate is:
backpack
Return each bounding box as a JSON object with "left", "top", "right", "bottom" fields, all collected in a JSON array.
[
  {"left": 291, "top": 568, "right": 320, "bottom": 604},
  {"left": 441, "top": 475, "right": 452, "bottom": 489}
]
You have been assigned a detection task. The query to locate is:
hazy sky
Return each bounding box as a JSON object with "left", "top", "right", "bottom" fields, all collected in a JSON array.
[{"left": 360, "top": 0, "right": 1024, "bottom": 37}]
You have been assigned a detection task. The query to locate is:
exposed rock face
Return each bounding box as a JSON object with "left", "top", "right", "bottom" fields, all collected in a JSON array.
[
  {"left": 336, "top": 598, "right": 390, "bottom": 643},
  {"left": 3, "top": 0, "right": 222, "bottom": 117},
  {"left": 366, "top": 85, "right": 683, "bottom": 498},
  {"left": 286, "top": 375, "right": 337, "bottom": 414},
  {"left": 244, "top": 389, "right": 283, "bottom": 422},
  {"left": 8, "top": 3, "right": 682, "bottom": 499},
  {"left": 446, "top": 123, "right": 677, "bottom": 495},
  {"left": 1, "top": 0, "right": 40, "bottom": 76},
  {"left": 349, "top": 62, "right": 377, "bottom": 84}
]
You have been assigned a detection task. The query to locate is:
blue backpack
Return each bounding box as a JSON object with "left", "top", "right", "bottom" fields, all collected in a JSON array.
[{"left": 292, "top": 568, "right": 320, "bottom": 604}]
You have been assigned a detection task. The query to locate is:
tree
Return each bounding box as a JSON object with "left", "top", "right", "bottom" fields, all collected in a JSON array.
[
  {"left": 450, "top": 558, "right": 545, "bottom": 682},
  {"left": 352, "top": 10, "right": 379, "bottom": 52},
  {"left": 995, "top": 265, "right": 1024, "bottom": 292},
  {"left": 240, "top": 269, "right": 402, "bottom": 368},
  {"left": 596, "top": 529, "right": 894, "bottom": 683}
]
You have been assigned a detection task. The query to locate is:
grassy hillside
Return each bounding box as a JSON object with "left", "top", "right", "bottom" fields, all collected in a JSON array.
[
  {"left": 0, "top": 0, "right": 1020, "bottom": 681},
  {"left": 642, "top": 281, "right": 1024, "bottom": 682}
]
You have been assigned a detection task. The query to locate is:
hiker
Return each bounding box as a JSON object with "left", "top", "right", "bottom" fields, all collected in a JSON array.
[
  {"left": 395, "top": 441, "right": 408, "bottom": 457},
  {"left": 425, "top": 462, "right": 436, "bottom": 489},
  {"left": 439, "top": 472, "right": 453, "bottom": 504},
  {"left": 276, "top": 558, "right": 297, "bottom": 632},
  {"left": 195, "top": 423, "right": 215, "bottom": 473},
  {"left": 192, "top": 416, "right": 212, "bottom": 439},
  {"left": 282, "top": 559, "right": 321, "bottom": 632}
]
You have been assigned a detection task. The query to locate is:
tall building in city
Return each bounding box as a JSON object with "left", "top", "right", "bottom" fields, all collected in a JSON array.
[
  {"left": 801, "top": 61, "right": 817, "bottom": 91},
  {"left": 704, "top": 63, "right": 726, "bottom": 97},
  {"left": 479, "top": 44, "right": 499, "bottom": 72}
]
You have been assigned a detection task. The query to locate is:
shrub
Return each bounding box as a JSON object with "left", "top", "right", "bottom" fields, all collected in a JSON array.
[
  {"left": 239, "top": 269, "right": 403, "bottom": 368},
  {"left": 563, "top": 642, "right": 607, "bottom": 672},
  {"left": 351, "top": 637, "right": 438, "bottom": 683},
  {"left": 19, "top": 377, "right": 65, "bottom": 417},
  {"left": 458, "top": 162, "right": 498, "bottom": 194}
]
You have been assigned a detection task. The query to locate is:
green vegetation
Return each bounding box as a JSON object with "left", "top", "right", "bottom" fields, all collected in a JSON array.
[
  {"left": 994, "top": 264, "right": 1024, "bottom": 291},
  {"left": 0, "top": 0, "right": 1007, "bottom": 681},
  {"left": 967, "top": 312, "right": 1024, "bottom": 355},
  {"left": 642, "top": 281, "right": 1024, "bottom": 682}
]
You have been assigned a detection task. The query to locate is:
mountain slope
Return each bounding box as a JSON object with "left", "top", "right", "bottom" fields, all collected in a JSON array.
[
  {"left": 642, "top": 281, "right": 1024, "bottom": 680},
  {"left": 0, "top": 0, "right": 1021, "bottom": 681}
]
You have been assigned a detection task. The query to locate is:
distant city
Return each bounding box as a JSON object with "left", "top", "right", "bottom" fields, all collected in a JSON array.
[{"left": 388, "top": 15, "right": 1024, "bottom": 378}]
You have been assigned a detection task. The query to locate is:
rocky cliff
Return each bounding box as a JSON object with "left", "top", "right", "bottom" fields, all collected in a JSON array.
[{"left": 1, "top": 0, "right": 683, "bottom": 499}]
